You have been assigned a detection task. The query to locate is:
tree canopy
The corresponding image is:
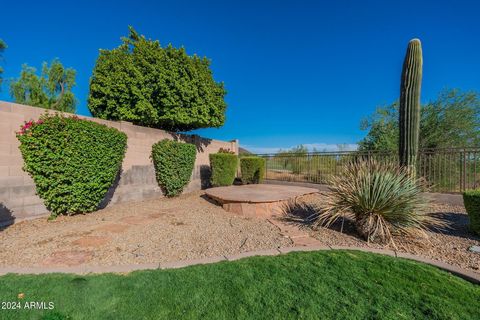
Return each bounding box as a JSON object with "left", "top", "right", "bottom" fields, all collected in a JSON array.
[
  {"left": 10, "top": 59, "right": 77, "bottom": 113},
  {"left": 359, "top": 89, "right": 480, "bottom": 151},
  {"left": 88, "top": 27, "right": 227, "bottom": 132},
  {"left": 0, "top": 39, "right": 6, "bottom": 88}
]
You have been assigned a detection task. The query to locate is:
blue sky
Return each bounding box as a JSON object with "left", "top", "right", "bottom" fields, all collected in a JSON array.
[{"left": 1, "top": 0, "right": 479, "bottom": 153}]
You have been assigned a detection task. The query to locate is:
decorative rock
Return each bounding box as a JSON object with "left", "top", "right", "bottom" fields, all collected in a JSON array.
[
  {"left": 72, "top": 236, "right": 110, "bottom": 248},
  {"left": 42, "top": 250, "right": 93, "bottom": 267},
  {"left": 95, "top": 223, "right": 130, "bottom": 233},
  {"left": 468, "top": 246, "right": 480, "bottom": 253},
  {"left": 119, "top": 216, "right": 156, "bottom": 225}
]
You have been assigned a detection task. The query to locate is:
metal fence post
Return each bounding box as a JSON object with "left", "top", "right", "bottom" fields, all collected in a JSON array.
[{"left": 463, "top": 149, "right": 467, "bottom": 191}]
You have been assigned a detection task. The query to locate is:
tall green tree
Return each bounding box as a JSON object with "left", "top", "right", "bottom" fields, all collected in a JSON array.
[
  {"left": 0, "top": 39, "right": 6, "bottom": 89},
  {"left": 88, "top": 27, "right": 227, "bottom": 131},
  {"left": 359, "top": 89, "right": 480, "bottom": 151},
  {"left": 10, "top": 59, "right": 77, "bottom": 113}
]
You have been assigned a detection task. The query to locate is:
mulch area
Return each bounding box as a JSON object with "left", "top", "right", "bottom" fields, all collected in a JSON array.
[
  {"left": 0, "top": 191, "right": 292, "bottom": 268},
  {"left": 282, "top": 193, "right": 480, "bottom": 273}
]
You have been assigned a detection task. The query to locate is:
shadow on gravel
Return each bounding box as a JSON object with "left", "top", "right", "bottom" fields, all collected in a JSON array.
[
  {"left": 0, "top": 203, "right": 15, "bottom": 230},
  {"left": 426, "top": 211, "right": 480, "bottom": 241},
  {"left": 279, "top": 200, "right": 362, "bottom": 238},
  {"left": 280, "top": 197, "right": 480, "bottom": 242}
]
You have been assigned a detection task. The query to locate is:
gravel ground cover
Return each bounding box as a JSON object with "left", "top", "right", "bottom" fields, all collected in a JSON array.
[
  {"left": 0, "top": 191, "right": 292, "bottom": 268},
  {"left": 284, "top": 193, "right": 480, "bottom": 273},
  {"left": 2, "top": 189, "right": 479, "bottom": 274}
]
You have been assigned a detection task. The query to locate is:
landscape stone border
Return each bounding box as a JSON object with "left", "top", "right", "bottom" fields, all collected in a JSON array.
[{"left": 0, "top": 246, "right": 478, "bottom": 284}]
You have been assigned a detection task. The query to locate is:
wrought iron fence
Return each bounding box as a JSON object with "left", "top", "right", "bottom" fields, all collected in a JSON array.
[{"left": 255, "top": 148, "right": 480, "bottom": 193}]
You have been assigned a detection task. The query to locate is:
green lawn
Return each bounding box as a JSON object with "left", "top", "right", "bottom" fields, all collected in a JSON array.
[{"left": 0, "top": 251, "right": 478, "bottom": 320}]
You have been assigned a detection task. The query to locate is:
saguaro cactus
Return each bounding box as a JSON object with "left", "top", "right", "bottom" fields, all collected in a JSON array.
[{"left": 399, "top": 38, "right": 423, "bottom": 172}]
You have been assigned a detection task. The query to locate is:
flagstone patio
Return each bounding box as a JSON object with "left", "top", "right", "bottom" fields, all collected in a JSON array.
[{"left": 205, "top": 184, "right": 319, "bottom": 217}]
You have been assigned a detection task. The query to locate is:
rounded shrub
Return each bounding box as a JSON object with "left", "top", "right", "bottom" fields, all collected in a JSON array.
[
  {"left": 16, "top": 113, "right": 127, "bottom": 216},
  {"left": 151, "top": 139, "right": 196, "bottom": 197},
  {"left": 240, "top": 157, "right": 266, "bottom": 184},
  {"left": 209, "top": 153, "right": 238, "bottom": 187},
  {"left": 462, "top": 190, "right": 480, "bottom": 235}
]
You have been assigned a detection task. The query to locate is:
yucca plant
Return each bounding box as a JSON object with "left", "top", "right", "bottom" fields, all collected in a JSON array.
[{"left": 315, "top": 159, "right": 443, "bottom": 245}]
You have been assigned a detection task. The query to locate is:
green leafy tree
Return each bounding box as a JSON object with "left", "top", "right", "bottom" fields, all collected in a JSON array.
[
  {"left": 359, "top": 89, "right": 480, "bottom": 151},
  {"left": 88, "top": 27, "right": 227, "bottom": 131},
  {"left": 10, "top": 59, "right": 77, "bottom": 113},
  {"left": 359, "top": 102, "right": 399, "bottom": 151},
  {"left": 0, "top": 39, "right": 6, "bottom": 88}
]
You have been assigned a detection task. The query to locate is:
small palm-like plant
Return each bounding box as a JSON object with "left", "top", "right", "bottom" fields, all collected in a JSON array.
[{"left": 316, "top": 159, "right": 443, "bottom": 244}]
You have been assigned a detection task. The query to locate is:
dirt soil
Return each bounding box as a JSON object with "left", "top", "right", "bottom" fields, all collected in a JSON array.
[
  {"left": 285, "top": 193, "right": 480, "bottom": 273},
  {"left": 0, "top": 192, "right": 292, "bottom": 268}
]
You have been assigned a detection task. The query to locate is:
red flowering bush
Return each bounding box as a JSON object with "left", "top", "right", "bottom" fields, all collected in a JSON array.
[
  {"left": 17, "top": 113, "right": 127, "bottom": 216},
  {"left": 17, "top": 119, "right": 43, "bottom": 136}
]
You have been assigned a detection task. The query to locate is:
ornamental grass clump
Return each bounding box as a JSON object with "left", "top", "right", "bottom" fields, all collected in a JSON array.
[{"left": 315, "top": 159, "right": 443, "bottom": 244}]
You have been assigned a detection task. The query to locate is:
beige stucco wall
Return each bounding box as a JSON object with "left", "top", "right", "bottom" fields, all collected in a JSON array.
[{"left": 0, "top": 101, "right": 237, "bottom": 225}]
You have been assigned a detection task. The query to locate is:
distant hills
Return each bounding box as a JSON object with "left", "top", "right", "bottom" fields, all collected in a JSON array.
[{"left": 239, "top": 147, "right": 252, "bottom": 155}]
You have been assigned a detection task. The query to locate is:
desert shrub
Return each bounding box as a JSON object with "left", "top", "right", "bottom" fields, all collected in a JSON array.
[
  {"left": 151, "top": 139, "right": 196, "bottom": 197},
  {"left": 315, "top": 159, "right": 443, "bottom": 244},
  {"left": 209, "top": 153, "right": 238, "bottom": 187},
  {"left": 463, "top": 190, "right": 480, "bottom": 235},
  {"left": 17, "top": 114, "right": 127, "bottom": 216},
  {"left": 240, "top": 157, "right": 266, "bottom": 184}
]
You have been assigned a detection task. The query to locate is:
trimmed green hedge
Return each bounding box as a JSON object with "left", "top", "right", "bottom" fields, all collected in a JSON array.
[
  {"left": 209, "top": 153, "right": 238, "bottom": 187},
  {"left": 463, "top": 190, "right": 480, "bottom": 235},
  {"left": 240, "top": 157, "right": 266, "bottom": 184},
  {"left": 151, "top": 139, "right": 196, "bottom": 197},
  {"left": 17, "top": 114, "right": 127, "bottom": 216}
]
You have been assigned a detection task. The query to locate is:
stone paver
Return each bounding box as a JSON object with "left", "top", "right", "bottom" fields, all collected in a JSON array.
[
  {"left": 148, "top": 212, "right": 168, "bottom": 219},
  {"left": 291, "top": 236, "right": 323, "bottom": 246},
  {"left": 267, "top": 218, "right": 323, "bottom": 246},
  {"left": 42, "top": 250, "right": 93, "bottom": 267},
  {"left": 222, "top": 201, "right": 286, "bottom": 218},
  {"left": 95, "top": 223, "right": 130, "bottom": 233},
  {"left": 72, "top": 235, "right": 111, "bottom": 248},
  {"left": 119, "top": 216, "right": 156, "bottom": 225}
]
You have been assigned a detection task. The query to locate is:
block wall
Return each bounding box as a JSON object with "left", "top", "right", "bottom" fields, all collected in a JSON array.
[{"left": 0, "top": 101, "right": 238, "bottom": 225}]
